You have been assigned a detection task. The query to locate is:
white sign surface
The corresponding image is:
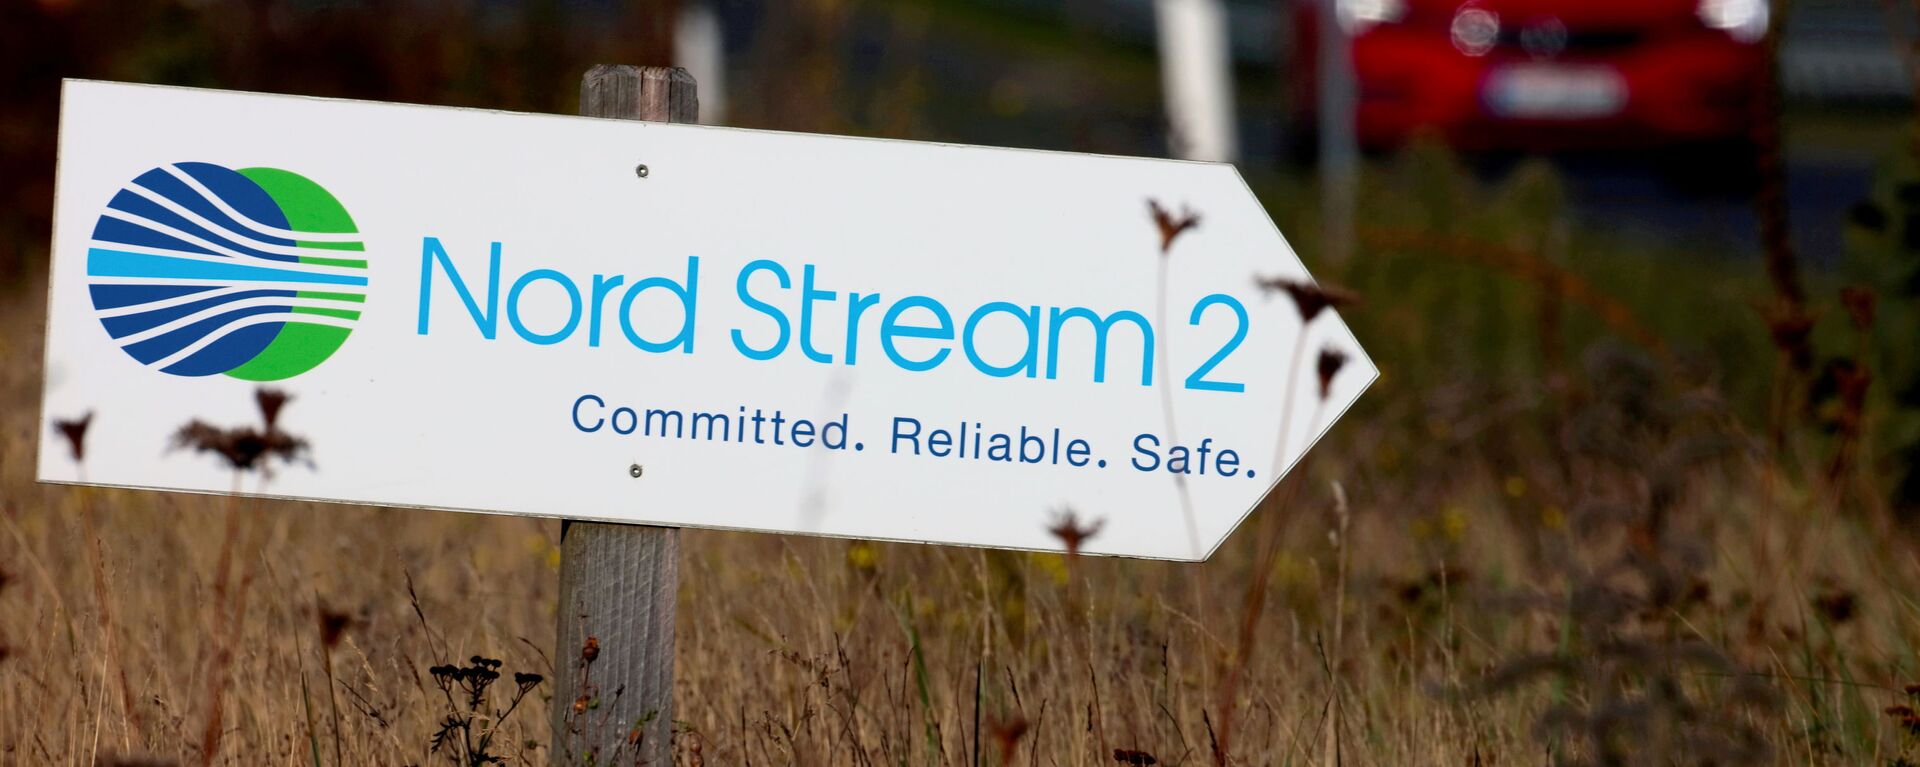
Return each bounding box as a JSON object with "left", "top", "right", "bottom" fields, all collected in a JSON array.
[{"left": 38, "top": 80, "right": 1374, "bottom": 560}]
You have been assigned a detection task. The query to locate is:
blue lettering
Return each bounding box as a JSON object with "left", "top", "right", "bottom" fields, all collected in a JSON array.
[
  {"left": 963, "top": 302, "right": 1040, "bottom": 378},
  {"left": 845, "top": 292, "right": 881, "bottom": 364},
  {"left": 619, "top": 256, "right": 700, "bottom": 353},
  {"left": 1047, "top": 306, "right": 1154, "bottom": 386},
  {"left": 880, "top": 296, "right": 953, "bottom": 372},
  {"left": 572, "top": 394, "right": 605, "bottom": 432},
  {"left": 587, "top": 273, "right": 625, "bottom": 347},
  {"left": 799, "top": 264, "right": 837, "bottom": 364},
  {"left": 732, "top": 259, "right": 791, "bottom": 361},
  {"left": 507, "top": 268, "right": 582, "bottom": 345},
  {"left": 417, "top": 237, "right": 501, "bottom": 338},
  {"left": 610, "top": 407, "right": 637, "bottom": 435},
  {"left": 1131, "top": 433, "right": 1162, "bottom": 471},
  {"left": 891, "top": 417, "right": 923, "bottom": 454}
]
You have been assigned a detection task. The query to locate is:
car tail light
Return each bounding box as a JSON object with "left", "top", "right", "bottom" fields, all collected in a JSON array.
[
  {"left": 1336, "top": 0, "right": 1406, "bottom": 33},
  {"left": 1698, "top": 0, "right": 1768, "bottom": 42}
]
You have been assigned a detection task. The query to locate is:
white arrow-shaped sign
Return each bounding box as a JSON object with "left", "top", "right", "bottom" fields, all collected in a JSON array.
[{"left": 37, "top": 80, "right": 1374, "bottom": 561}]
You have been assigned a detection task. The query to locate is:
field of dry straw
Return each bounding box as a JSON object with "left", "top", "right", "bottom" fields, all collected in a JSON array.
[{"left": 5, "top": 154, "right": 1920, "bottom": 766}]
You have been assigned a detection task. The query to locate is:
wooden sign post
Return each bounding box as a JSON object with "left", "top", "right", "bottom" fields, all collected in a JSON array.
[{"left": 552, "top": 65, "right": 696, "bottom": 766}]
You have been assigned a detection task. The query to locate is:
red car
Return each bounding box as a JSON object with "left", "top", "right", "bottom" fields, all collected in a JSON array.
[{"left": 1289, "top": 0, "right": 1769, "bottom": 159}]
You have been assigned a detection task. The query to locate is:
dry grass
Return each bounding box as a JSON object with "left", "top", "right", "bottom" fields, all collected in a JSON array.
[{"left": 4, "top": 242, "right": 1920, "bottom": 765}]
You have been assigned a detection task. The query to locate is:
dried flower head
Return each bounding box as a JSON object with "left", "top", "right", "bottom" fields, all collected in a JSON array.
[
  {"left": 1147, "top": 199, "right": 1200, "bottom": 254},
  {"left": 989, "top": 717, "right": 1030, "bottom": 764},
  {"left": 52, "top": 412, "right": 93, "bottom": 464},
  {"left": 426, "top": 654, "right": 544, "bottom": 763},
  {"left": 255, "top": 388, "right": 291, "bottom": 431},
  {"left": 1839, "top": 285, "right": 1876, "bottom": 331},
  {"left": 172, "top": 419, "right": 308, "bottom": 472},
  {"left": 1813, "top": 589, "right": 1856, "bottom": 625},
  {"left": 1316, "top": 347, "right": 1349, "bottom": 400},
  {"left": 1849, "top": 201, "right": 1889, "bottom": 231},
  {"left": 93, "top": 757, "right": 177, "bottom": 767},
  {"left": 317, "top": 603, "right": 354, "bottom": 649},
  {"left": 1046, "top": 508, "right": 1104, "bottom": 557},
  {"left": 1887, "top": 702, "right": 1920, "bottom": 735},
  {"left": 1833, "top": 359, "right": 1871, "bottom": 405},
  {"left": 1758, "top": 300, "right": 1815, "bottom": 372},
  {"left": 581, "top": 635, "right": 600, "bottom": 663},
  {"left": 172, "top": 388, "right": 312, "bottom": 473},
  {"left": 1113, "top": 748, "right": 1158, "bottom": 765},
  {"left": 1255, "top": 276, "right": 1360, "bottom": 323}
]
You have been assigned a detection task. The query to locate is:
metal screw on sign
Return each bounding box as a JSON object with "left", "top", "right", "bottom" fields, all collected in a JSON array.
[
  {"left": 635, "top": 163, "right": 650, "bottom": 178},
  {"left": 628, "top": 463, "right": 643, "bottom": 478}
]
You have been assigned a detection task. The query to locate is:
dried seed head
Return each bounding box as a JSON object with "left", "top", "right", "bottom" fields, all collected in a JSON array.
[
  {"left": 1316, "top": 347, "right": 1349, "bottom": 400},
  {"left": 1046, "top": 508, "right": 1104, "bottom": 557},
  {"left": 52, "top": 412, "right": 93, "bottom": 464},
  {"left": 316, "top": 603, "right": 353, "bottom": 649},
  {"left": 1839, "top": 285, "right": 1876, "bottom": 331},
  {"left": 990, "top": 717, "right": 1031, "bottom": 763},
  {"left": 1758, "top": 300, "right": 1815, "bottom": 372},
  {"left": 1147, "top": 199, "right": 1201, "bottom": 255},
  {"left": 1834, "top": 360, "right": 1872, "bottom": 402},
  {"left": 171, "top": 419, "right": 309, "bottom": 473},
  {"left": 1849, "top": 201, "right": 1889, "bottom": 231},
  {"left": 255, "top": 388, "right": 291, "bottom": 432},
  {"left": 1113, "top": 748, "right": 1158, "bottom": 765},
  {"left": 581, "top": 635, "right": 600, "bottom": 663},
  {"left": 91, "top": 756, "right": 177, "bottom": 767},
  {"left": 1255, "top": 276, "right": 1360, "bottom": 324},
  {"left": 1813, "top": 590, "right": 1856, "bottom": 625}
]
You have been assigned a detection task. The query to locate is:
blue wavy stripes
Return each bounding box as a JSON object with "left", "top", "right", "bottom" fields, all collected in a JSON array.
[
  {"left": 97, "top": 288, "right": 298, "bottom": 339},
  {"left": 104, "top": 188, "right": 298, "bottom": 262},
  {"left": 142, "top": 163, "right": 297, "bottom": 246},
  {"left": 123, "top": 305, "right": 292, "bottom": 366},
  {"left": 88, "top": 284, "right": 215, "bottom": 310},
  {"left": 87, "top": 248, "right": 369, "bottom": 287},
  {"left": 92, "top": 163, "right": 363, "bottom": 263}
]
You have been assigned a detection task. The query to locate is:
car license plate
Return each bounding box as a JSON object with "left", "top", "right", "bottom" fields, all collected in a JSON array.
[{"left": 1484, "top": 65, "right": 1626, "bottom": 119}]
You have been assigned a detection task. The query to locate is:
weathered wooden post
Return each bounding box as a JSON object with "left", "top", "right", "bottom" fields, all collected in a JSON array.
[{"left": 553, "top": 64, "right": 696, "bottom": 766}]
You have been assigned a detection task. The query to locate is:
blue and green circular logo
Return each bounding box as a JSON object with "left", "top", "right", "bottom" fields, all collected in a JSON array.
[{"left": 86, "top": 162, "right": 367, "bottom": 380}]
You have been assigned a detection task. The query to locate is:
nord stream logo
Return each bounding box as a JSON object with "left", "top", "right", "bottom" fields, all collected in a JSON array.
[{"left": 85, "top": 162, "right": 367, "bottom": 380}]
